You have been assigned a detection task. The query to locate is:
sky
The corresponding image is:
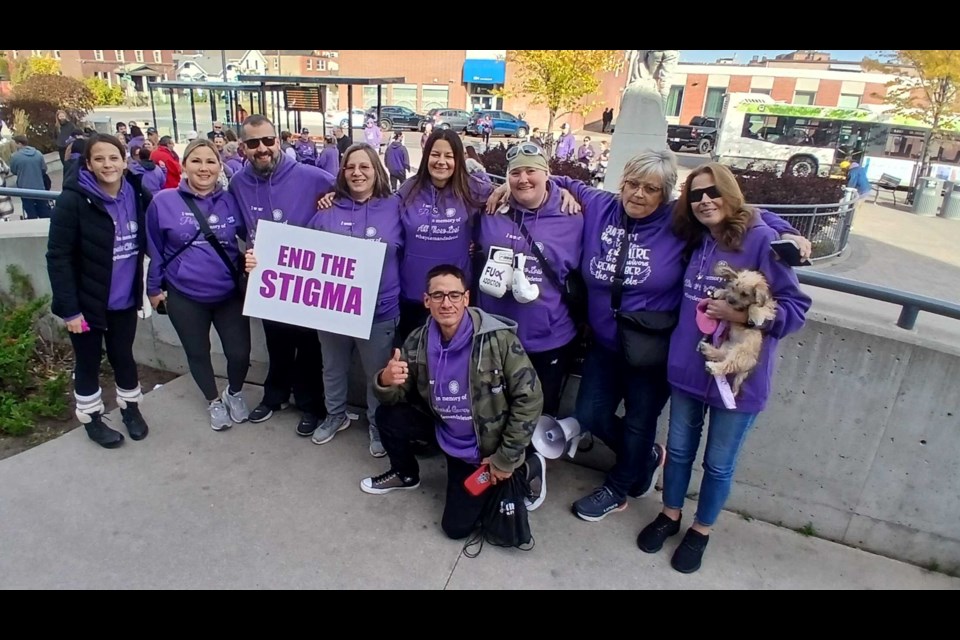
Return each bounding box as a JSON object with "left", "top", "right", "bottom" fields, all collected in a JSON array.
[{"left": 679, "top": 50, "right": 888, "bottom": 64}]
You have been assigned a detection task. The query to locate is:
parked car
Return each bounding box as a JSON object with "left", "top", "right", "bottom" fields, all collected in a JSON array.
[
  {"left": 666, "top": 116, "right": 718, "bottom": 154},
  {"left": 466, "top": 110, "right": 529, "bottom": 138},
  {"left": 424, "top": 108, "right": 474, "bottom": 133},
  {"left": 325, "top": 108, "right": 367, "bottom": 130},
  {"left": 364, "top": 105, "right": 426, "bottom": 131}
]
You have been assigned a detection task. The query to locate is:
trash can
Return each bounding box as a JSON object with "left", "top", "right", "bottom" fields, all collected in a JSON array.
[
  {"left": 939, "top": 181, "right": 960, "bottom": 219},
  {"left": 912, "top": 176, "right": 944, "bottom": 216}
]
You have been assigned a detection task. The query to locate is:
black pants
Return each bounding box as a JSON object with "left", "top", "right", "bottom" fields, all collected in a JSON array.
[
  {"left": 398, "top": 298, "right": 429, "bottom": 349},
  {"left": 261, "top": 319, "right": 324, "bottom": 414},
  {"left": 527, "top": 341, "right": 573, "bottom": 417},
  {"left": 69, "top": 308, "right": 139, "bottom": 397},
  {"left": 166, "top": 287, "right": 251, "bottom": 402},
  {"left": 389, "top": 173, "right": 405, "bottom": 193},
  {"left": 377, "top": 403, "right": 490, "bottom": 540}
]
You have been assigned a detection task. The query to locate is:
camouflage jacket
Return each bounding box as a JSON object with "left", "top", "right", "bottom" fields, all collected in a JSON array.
[{"left": 374, "top": 307, "right": 543, "bottom": 473}]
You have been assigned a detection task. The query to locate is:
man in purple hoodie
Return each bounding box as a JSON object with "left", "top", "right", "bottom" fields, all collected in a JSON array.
[
  {"left": 293, "top": 128, "right": 317, "bottom": 164},
  {"left": 128, "top": 147, "right": 167, "bottom": 195},
  {"left": 230, "top": 114, "right": 336, "bottom": 435},
  {"left": 555, "top": 123, "right": 576, "bottom": 161},
  {"left": 384, "top": 132, "right": 410, "bottom": 192}
]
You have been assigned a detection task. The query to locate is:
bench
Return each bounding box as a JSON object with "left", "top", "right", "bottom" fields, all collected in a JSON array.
[{"left": 873, "top": 173, "right": 902, "bottom": 204}]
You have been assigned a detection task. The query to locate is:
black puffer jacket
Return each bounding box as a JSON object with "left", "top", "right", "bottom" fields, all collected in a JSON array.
[{"left": 47, "top": 170, "right": 151, "bottom": 330}]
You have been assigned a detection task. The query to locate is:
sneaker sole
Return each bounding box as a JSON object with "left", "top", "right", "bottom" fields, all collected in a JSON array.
[
  {"left": 525, "top": 453, "right": 547, "bottom": 512},
  {"left": 572, "top": 501, "right": 628, "bottom": 522},
  {"left": 296, "top": 426, "right": 317, "bottom": 437},
  {"left": 359, "top": 478, "right": 420, "bottom": 495},
  {"left": 369, "top": 446, "right": 387, "bottom": 458},
  {"left": 247, "top": 410, "right": 274, "bottom": 424},
  {"left": 637, "top": 530, "right": 679, "bottom": 553},
  {"left": 211, "top": 422, "right": 233, "bottom": 432},
  {"left": 311, "top": 418, "right": 352, "bottom": 445}
]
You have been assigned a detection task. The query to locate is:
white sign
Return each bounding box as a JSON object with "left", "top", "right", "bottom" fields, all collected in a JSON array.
[{"left": 243, "top": 221, "right": 387, "bottom": 339}]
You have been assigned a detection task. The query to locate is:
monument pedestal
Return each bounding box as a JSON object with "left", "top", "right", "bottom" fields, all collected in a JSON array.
[{"left": 604, "top": 84, "right": 667, "bottom": 193}]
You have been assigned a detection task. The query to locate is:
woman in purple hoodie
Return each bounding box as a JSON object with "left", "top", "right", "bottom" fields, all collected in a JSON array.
[
  {"left": 307, "top": 143, "right": 404, "bottom": 458},
  {"left": 635, "top": 163, "right": 810, "bottom": 573},
  {"left": 47, "top": 134, "right": 152, "bottom": 449},
  {"left": 128, "top": 147, "right": 167, "bottom": 195},
  {"left": 146, "top": 139, "right": 251, "bottom": 432},
  {"left": 222, "top": 141, "right": 244, "bottom": 179}
]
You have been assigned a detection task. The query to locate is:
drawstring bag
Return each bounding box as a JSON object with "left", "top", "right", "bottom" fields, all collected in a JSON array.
[{"left": 463, "top": 472, "right": 535, "bottom": 557}]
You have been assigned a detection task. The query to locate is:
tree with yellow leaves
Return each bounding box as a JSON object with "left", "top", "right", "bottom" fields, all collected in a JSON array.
[
  {"left": 503, "top": 50, "right": 622, "bottom": 138},
  {"left": 12, "top": 55, "right": 62, "bottom": 84}
]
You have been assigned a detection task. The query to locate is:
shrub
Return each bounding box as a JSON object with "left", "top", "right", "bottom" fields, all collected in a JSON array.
[
  {"left": 0, "top": 75, "right": 95, "bottom": 153},
  {"left": 84, "top": 77, "right": 124, "bottom": 107},
  {"left": 0, "top": 266, "right": 69, "bottom": 436},
  {"left": 479, "top": 143, "right": 594, "bottom": 182}
]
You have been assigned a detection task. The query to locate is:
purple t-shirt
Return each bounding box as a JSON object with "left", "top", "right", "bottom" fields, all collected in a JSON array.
[{"left": 428, "top": 313, "right": 479, "bottom": 463}]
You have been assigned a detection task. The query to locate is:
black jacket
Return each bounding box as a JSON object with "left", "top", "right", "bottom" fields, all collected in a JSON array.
[
  {"left": 56, "top": 121, "right": 78, "bottom": 148},
  {"left": 47, "top": 171, "right": 151, "bottom": 330}
]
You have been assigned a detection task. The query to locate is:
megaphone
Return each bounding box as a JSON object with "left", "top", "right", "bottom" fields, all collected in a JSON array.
[{"left": 532, "top": 415, "right": 582, "bottom": 460}]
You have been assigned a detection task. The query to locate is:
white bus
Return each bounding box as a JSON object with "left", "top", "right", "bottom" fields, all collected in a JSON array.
[{"left": 714, "top": 92, "right": 960, "bottom": 186}]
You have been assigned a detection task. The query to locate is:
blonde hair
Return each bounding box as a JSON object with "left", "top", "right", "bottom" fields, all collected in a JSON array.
[
  {"left": 620, "top": 149, "right": 678, "bottom": 201},
  {"left": 183, "top": 138, "right": 222, "bottom": 164}
]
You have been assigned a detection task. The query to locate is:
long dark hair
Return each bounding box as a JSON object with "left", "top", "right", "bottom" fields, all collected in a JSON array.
[
  {"left": 673, "top": 162, "right": 754, "bottom": 252},
  {"left": 403, "top": 128, "right": 480, "bottom": 208},
  {"left": 337, "top": 143, "right": 392, "bottom": 200}
]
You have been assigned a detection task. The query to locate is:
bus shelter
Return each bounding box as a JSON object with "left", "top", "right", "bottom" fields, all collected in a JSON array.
[{"left": 145, "top": 80, "right": 263, "bottom": 141}]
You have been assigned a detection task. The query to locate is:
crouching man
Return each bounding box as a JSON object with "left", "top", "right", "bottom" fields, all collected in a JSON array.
[{"left": 362, "top": 264, "right": 547, "bottom": 539}]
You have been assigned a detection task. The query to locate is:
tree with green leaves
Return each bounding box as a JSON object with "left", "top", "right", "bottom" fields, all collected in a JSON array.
[
  {"left": 502, "top": 50, "right": 623, "bottom": 138},
  {"left": 866, "top": 50, "right": 960, "bottom": 186}
]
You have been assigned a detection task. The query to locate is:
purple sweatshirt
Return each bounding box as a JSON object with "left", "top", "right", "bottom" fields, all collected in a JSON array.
[
  {"left": 553, "top": 177, "right": 801, "bottom": 352},
  {"left": 556, "top": 133, "right": 576, "bottom": 161},
  {"left": 128, "top": 160, "right": 167, "bottom": 195},
  {"left": 428, "top": 312, "right": 479, "bottom": 463},
  {"left": 225, "top": 156, "right": 244, "bottom": 178},
  {"left": 77, "top": 168, "right": 138, "bottom": 311},
  {"left": 364, "top": 124, "right": 382, "bottom": 149},
  {"left": 316, "top": 145, "right": 340, "bottom": 177},
  {"left": 384, "top": 141, "right": 409, "bottom": 177},
  {"left": 307, "top": 193, "right": 404, "bottom": 323},
  {"left": 293, "top": 138, "right": 317, "bottom": 161},
  {"left": 230, "top": 153, "right": 335, "bottom": 245},
  {"left": 146, "top": 183, "right": 246, "bottom": 303},
  {"left": 398, "top": 175, "right": 494, "bottom": 302},
  {"left": 668, "top": 217, "right": 811, "bottom": 413},
  {"left": 475, "top": 183, "right": 583, "bottom": 352}
]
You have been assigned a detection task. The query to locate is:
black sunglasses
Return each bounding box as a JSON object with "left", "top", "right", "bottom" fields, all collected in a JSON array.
[
  {"left": 243, "top": 136, "right": 277, "bottom": 150},
  {"left": 688, "top": 185, "right": 722, "bottom": 202}
]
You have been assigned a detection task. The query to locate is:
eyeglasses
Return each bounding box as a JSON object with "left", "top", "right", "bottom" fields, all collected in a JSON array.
[
  {"left": 688, "top": 185, "right": 722, "bottom": 202},
  {"left": 624, "top": 179, "right": 663, "bottom": 195},
  {"left": 506, "top": 142, "right": 545, "bottom": 161},
  {"left": 243, "top": 136, "right": 277, "bottom": 150},
  {"left": 427, "top": 291, "right": 465, "bottom": 303}
]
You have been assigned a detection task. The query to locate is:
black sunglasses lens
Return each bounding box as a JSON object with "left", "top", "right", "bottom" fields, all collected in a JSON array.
[{"left": 244, "top": 136, "right": 276, "bottom": 150}]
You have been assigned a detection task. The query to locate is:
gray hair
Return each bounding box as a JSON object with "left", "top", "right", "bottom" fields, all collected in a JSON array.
[
  {"left": 620, "top": 149, "right": 678, "bottom": 200},
  {"left": 224, "top": 141, "right": 239, "bottom": 157}
]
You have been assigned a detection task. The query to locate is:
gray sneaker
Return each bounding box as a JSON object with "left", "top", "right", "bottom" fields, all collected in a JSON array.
[
  {"left": 369, "top": 425, "right": 386, "bottom": 458},
  {"left": 209, "top": 400, "right": 232, "bottom": 431},
  {"left": 221, "top": 389, "right": 250, "bottom": 424},
  {"left": 311, "top": 412, "right": 351, "bottom": 445}
]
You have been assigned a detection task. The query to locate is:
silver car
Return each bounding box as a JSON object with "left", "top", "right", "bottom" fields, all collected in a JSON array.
[{"left": 428, "top": 108, "right": 474, "bottom": 133}]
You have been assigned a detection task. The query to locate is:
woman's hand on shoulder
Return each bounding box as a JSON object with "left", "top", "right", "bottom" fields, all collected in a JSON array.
[
  {"left": 316, "top": 191, "right": 336, "bottom": 210},
  {"left": 559, "top": 188, "right": 582, "bottom": 215},
  {"left": 485, "top": 183, "right": 509, "bottom": 214}
]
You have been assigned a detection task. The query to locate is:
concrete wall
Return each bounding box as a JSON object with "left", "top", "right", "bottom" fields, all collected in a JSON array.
[{"left": 2, "top": 223, "right": 958, "bottom": 568}]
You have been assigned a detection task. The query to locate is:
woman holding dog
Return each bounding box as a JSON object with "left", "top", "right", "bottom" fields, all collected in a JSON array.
[{"left": 635, "top": 162, "right": 810, "bottom": 573}]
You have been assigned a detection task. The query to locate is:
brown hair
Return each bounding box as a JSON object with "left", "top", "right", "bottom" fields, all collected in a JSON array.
[
  {"left": 83, "top": 133, "right": 126, "bottom": 164},
  {"left": 404, "top": 128, "right": 481, "bottom": 209},
  {"left": 673, "top": 162, "right": 753, "bottom": 252},
  {"left": 337, "top": 143, "right": 392, "bottom": 200}
]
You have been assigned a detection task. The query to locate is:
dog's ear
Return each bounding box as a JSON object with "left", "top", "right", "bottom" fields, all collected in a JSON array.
[
  {"left": 753, "top": 277, "right": 772, "bottom": 308},
  {"left": 714, "top": 264, "right": 738, "bottom": 281}
]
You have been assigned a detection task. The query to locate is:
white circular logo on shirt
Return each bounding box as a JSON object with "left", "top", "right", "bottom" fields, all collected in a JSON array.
[
  {"left": 272, "top": 209, "right": 283, "bottom": 221},
  {"left": 208, "top": 214, "right": 219, "bottom": 225},
  {"left": 448, "top": 380, "right": 460, "bottom": 395},
  {"left": 127, "top": 221, "right": 138, "bottom": 233},
  {"left": 365, "top": 226, "right": 377, "bottom": 238},
  {"left": 445, "top": 207, "right": 457, "bottom": 218}
]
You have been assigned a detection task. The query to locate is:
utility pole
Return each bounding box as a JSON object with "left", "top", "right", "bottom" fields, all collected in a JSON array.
[{"left": 221, "top": 49, "right": 228, "bottom": 81}]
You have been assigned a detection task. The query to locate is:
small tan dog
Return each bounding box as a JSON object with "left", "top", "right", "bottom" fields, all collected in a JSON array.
[{"left": 698, "top": 265, "right": 778, "bottom": 396}]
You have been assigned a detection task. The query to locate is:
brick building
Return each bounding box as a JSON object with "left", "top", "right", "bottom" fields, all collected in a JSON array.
[{"left": 4, "top": 50, "right": 197, "bottom": 91}]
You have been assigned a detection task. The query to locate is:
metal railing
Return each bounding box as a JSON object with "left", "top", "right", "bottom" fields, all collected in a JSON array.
[
  {"left": 751, "top": 188, "right": 860, "bottom": 262},
  {"left": 0, "top": 187, "right": 59, "bottom": 221}
]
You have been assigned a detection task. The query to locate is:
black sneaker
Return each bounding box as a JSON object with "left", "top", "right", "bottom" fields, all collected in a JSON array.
[
  {"left": 248, "top": 403, "right": 278, "bottom": 423},
  {"left": 84, "top": 414, "right": 124, "bottom": 449},
  {"left": 671, "top": 528, "right": 709, "bottom": 574},
  {"left": 629, "top": 443, "right": 666, "bottom": 498},
  {"left": 296, "top": 412, "right": 320, "bottom": 437},
  {"left": 523, "top": 452, "right": 547, "bottom": 512},
  {"left": 571, "top": 486, "right": 627, "bottom": 522},
  {"left": 120, "top": 403, "right": 149, "bottom": 441},
  {"left": 359, "top": 469, "right": 420, "bottom": 495},
  {"left": 637, "top": 511, "right": 682, "bottom": 553}
]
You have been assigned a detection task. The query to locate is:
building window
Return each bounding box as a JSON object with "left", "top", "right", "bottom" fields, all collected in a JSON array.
[
  {"left": 135, "top": 50, "right": 144, "bottom": 63},
  {"left": 153, "top": 50, "right": 162, "bottom": 63},
  {"left": 32, "top": 50, "right": 42, "bottom": 57},
  {"left": 53, "top": 50, "right": 61, "bottom": 59},
  {"left": 703, "top": 87, "right": 726, "bottom": 119},
  {"left": 316, "top": 58, "right": 325, "bottom": 71},
  {"left": 392, "top": 84, "right": 418, "bottom": 110},
  {"left": 362, "top": 86, "right": 380, "bottom": 109},
  {"left": 273, "top": 59, "right": 279, "bottom": 70},
  {"left": 422, "top": 85, "right": 449, "bottom": 110},
  {"left": 838, "top": 94, "right": 861, "bottom": 109},
  {"left": 306, "top": 59, "right": 313, "bottom": 71},
  {"left": 665, "top": 85, "right": 684, "bottom": 117},
  {"left": 115, "top": 50, "right": 125, "bottom": 62},
  {"left": 94, "top": 50, "right": 104, "bottom": 61},
  {"left": 794, "top": 91, "right": 816, "bottom": 105},
  {"left": 751, "top": 88, "right": 771, "bottom": 96}
]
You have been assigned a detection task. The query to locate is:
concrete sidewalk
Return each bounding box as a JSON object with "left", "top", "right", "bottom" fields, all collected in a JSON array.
[{"left": 0, "top": 374, "right": 955, "bottom": 589}]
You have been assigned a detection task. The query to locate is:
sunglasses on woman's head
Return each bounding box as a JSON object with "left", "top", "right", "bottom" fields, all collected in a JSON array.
[
  {"left": 688, "top": 185, "right": 722, "bottom": 202},
  {"left": 506, "top": 142, "right": 545, "bottom": 161},
  {"left": 243, "top": 136, "right": 277, "bottom": 150}
]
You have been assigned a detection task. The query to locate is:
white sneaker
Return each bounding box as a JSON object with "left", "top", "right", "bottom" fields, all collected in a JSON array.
[
  {"left": 209, "top": 400, "right": 232, "bottom": 431},
  {"left": 221, "top": 389, "right": 250, "bottom": 423}
]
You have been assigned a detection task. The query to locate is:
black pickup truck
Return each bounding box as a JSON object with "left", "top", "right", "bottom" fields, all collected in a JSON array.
[{"left": 666, "top": 116, "right": 718, "bottom": 154}]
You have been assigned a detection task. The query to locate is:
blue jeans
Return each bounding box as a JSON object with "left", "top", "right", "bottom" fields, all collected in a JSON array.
[
  {"left": 22, "top": 197, "right": 51, "bottom": 219},
  {"left": 661, "top": 390, "right": 758, "bottom": 527},
  {"left": 574, "top": 343, "right": 670, "bottom": 500}
]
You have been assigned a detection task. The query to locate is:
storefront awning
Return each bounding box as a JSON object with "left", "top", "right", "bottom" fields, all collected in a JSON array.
[{"left": 463, "top": 59, "right": 505, "bottom": 85}]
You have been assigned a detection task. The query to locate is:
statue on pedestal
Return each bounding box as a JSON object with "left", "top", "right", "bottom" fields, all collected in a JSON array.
[{"left": 626, "top": 50, "right": 680, "bottom": 107}]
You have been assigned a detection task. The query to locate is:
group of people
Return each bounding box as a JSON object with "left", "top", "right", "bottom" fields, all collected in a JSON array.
[{"left": 46, "top": 111, "right": 811, "bottom": 574}]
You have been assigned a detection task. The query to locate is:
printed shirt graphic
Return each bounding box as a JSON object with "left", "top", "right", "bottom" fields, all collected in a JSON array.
[{"left": 428, "top": 314, "right": 479, "bottom": 463}]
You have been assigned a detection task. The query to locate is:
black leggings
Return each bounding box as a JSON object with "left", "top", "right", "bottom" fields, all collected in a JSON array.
[
  {"left": 377, "top": 402, "right": 491, "bottom": 540},
  {"left": 261, "top": 319, "right": 324, "bottom": 413},
  {"left": 527, "top": 341, "right": 573, "bottom": 417},
  {"left": 70, "top": 308, "right": 140, "bottom": 397},
  {"left": 165, "top": 287, "right": 251, "bottom": 401}
]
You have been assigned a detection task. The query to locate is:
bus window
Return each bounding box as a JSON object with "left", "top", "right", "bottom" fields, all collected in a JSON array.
[{"left": 931, "top": 136, "right": 960, "bottom": 164}]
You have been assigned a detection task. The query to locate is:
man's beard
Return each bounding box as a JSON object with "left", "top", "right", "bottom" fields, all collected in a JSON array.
[{"left": 251, "top": 154, "right": 278, "bottom": 177}]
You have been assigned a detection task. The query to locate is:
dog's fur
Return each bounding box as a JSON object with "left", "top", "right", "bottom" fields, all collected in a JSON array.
[{"left": 697, "top": 265, "right": 778, "bottom": 396}]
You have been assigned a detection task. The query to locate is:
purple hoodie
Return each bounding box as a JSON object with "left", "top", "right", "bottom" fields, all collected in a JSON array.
[
  {"left": 364, "top": 124, "right": 382, "bottom": 149},
  {"left": 77, "top": 168, "right": 139, "bottom": 311},
  {"left": 225, "top": 156, "right": 244, "bottom": 178},
  {"left": 556, "top": 133, "right": 576, "bottom": 160},
  {"left": 293, "top": 138, "right": 317, "bottom": 161},
  {"left": 230, "top": 153, "right": 335, "bottom": 245},
  {"left": 668, "top": 217, "right": 811, "bottom": 413},
  {"left": 316, "top": 145, "right": 340, "bottom": 177},
  {"left": 475, "top": 183, "right": 584, "bottom": 353},
  {"left": 127, "top": 136, "right": 145, "bottom": 152},
  {"left": 146, "top": 183, "right": 247, "bottom": 303},
  {"left": 553, "top": 176, "right": 802, "bottom": 352},
  {"left": 428, "top": 312, "right": 479, "bottom": 463},
  {"left": 128, "top": 160, "right": 167, "bottom": 195},
  {"left": 398, "top": 175, "right": 494, "bottom": 302},
  {"left": 307, "top": 193, "right": 404, "bottom": 323},
  {"left": 384, "top": 141, "right": 409, "bottom": 177}
]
